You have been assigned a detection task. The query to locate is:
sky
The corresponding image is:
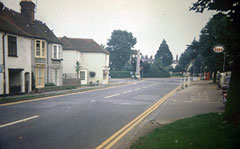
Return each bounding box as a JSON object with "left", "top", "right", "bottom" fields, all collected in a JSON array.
[{"left": 1, "top": 0, "right": 215, "bottom": 59}]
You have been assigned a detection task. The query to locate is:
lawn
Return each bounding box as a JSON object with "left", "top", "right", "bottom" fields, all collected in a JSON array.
[{"left": 131, "top": 113, "right": 240, "bottom": 149}]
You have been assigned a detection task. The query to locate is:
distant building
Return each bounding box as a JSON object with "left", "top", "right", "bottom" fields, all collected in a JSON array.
[
  {"left": 0, "top": 0, "right": 62, "bottom": 95},
  {"left": 59, "top": 36, "right": 110, "bottom": 85},
  {"left": 172, "top": 54, "right": 179, "bottom": 68}
]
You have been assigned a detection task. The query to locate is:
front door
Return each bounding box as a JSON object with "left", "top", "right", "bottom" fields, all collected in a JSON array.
[{"left": 80, "top": 70, "right": 87, "bottom": 85}]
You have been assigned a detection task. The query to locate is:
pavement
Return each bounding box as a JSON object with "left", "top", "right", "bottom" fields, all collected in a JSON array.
[{"left": 113, "top": 80, "right": 225, "bottom": 148}]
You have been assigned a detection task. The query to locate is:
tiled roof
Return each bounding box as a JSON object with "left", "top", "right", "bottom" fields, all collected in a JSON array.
[
  {"left": 59, "top": 36, "right": 109, "bottom": 54},
  {"left": 0, "top": 5, "right": 61, "bottom": 44}
]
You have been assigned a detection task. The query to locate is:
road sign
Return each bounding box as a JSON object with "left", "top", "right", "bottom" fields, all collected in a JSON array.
[{"left": 213, "top": 45, "right": 224, "bottom": 53}]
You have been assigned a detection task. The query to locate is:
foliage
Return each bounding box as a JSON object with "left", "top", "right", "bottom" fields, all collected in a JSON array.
[
  {"left": 110, "top": 71, "right": 132, "bottom": 78},
  {"left": 31, "top": 71, "right": 36, "bottom": 91},
  {"left": 191, "top": 0, "right": 240, "bottom": 125},
  {"left": 107, "top": 30, "right": 137, "bottom": 70},
  {"left": 75, "top": 61, "right": 81, "bottom": 78},
  {"left": 154, "top": 39, "right": 173, "bottom": 67},
  {"left": 131, "top": 113, "right": 240, "bottom": 149},
  {"left": 143, "top": 59, "right": 170, "bottom": 78},
  {"left": 45, "top": 83, "right": 56, "bottom": 87},
  {"left": 175, "top": 39, "right": 199, "bottom": 73}
]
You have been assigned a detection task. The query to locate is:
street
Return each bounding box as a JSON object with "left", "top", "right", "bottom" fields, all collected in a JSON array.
[{"left": 0, "top": 78, "right": 179, "bottom": 149}]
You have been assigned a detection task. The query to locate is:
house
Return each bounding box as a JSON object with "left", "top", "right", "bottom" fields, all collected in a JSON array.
[
  {"left": 0, "top": 0, "right": 63, "bottom": 95},
  {"left": 59, "top": 36, "right": 110, "bottom": 85}
]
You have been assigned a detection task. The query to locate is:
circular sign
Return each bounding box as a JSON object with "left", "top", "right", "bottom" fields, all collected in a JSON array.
[{"left": 213, "top": 45, "right": 224, "bottom": 53}]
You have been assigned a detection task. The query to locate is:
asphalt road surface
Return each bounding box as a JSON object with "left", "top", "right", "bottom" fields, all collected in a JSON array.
[{"left": 0, "top": 78, "right": 179, "bottom": 149}]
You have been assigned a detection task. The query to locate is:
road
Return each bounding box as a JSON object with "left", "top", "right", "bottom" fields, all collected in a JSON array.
[{"left": 0, "top": 78, "right": 179, "bottom": 149}]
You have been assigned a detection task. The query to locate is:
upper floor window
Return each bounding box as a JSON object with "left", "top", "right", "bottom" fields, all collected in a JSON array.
[
  {"left": 52, "top": 44, "right": 62, "bottom": 59},
  {"left": 8, "top": 35, "right": 17, "bottom": 57},
  {"left": 35, "top": 40, "right": 46, "bottom": 58}
]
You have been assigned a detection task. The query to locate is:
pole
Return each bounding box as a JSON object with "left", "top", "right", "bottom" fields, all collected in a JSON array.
[{"left": 223, "top": 52, "right": 226, "bottom": 72}]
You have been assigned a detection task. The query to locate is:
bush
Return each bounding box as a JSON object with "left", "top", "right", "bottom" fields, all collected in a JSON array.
[
  {"left": 45, "top": 83, "right": 56, "bottom": 87},
  {"left": 110, "top": 71, "right": 131, "bottom": 78}
]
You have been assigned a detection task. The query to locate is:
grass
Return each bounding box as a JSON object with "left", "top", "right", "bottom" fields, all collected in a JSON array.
[{"left": 131, "top": 113, "right": 240, "bottom": 149}]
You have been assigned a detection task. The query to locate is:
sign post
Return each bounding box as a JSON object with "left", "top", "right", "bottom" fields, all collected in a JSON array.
[{"left": 212, "top": 44, "right": 225, "bottom": 72}]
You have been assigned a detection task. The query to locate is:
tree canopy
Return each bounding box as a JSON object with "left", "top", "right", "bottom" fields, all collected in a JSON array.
[
  {"left": 191, "top": 0, "right": 240, "bottom": 125},
  {"left": 154, "top": 39, "right": 173, "bottom": 67},
  {"left": 106, "top": 30, "right": 137, "bottom": 70}
]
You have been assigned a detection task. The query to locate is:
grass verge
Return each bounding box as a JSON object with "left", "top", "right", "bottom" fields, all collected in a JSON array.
[{"left": 131, "top": 113, "right": 240, "bottom": 149}]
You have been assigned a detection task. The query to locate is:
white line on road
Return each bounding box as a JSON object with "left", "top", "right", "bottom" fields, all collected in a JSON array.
[
  {"left": 123, "top": 90, "right": 132, "bottom": 94},
  {"left": 134, "top": 88, "right": 141, "bottom": 91},
  {"left": 143, "top": 86, "right": 148, "bottom": 89},
  {"left": 104, "top": 94, "right": 120, "bottom": 99},
  {"left": 0, "top": 115, "right": 39, "bottom": 128}
]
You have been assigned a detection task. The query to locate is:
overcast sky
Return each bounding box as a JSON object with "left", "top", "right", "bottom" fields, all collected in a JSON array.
[{"left": 1, "top": 0, "right": 214, "bottom": 59}]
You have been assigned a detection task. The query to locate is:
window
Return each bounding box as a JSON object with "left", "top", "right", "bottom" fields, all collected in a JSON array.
[
  {"left": 35, "top": 66, "right": 45, "bottom": 88},
  {"left": 52, "top": 44, "right": 62, "bottom": 59},
  {"left": 53, "top": 45, "right": 57, "bottom": 59},
  {"left": 35, "top": 40, "right": 46, "bottom": 58},
  {"left": 80, "top": 71, "right": 85, "bottom": 80},
  {"left": 8, "top": 35, "right": 17, "bottom": 56}
]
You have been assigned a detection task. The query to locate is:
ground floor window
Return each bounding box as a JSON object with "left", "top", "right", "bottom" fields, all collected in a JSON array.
[
  {"left": 80, "top": 71, "right": 85, "bottom": 80},
  {"left": 35, "top": 65, "right": 45, "bottom": 88}
]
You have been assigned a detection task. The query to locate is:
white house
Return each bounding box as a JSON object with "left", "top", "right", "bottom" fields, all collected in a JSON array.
[
  {"left": 0, "top": 0, "right": 63, "bottom": 95},
  {"left": 59, "top": 36, "right": 110, "bottom": 85},
  {"left": 0, "top": 26, "right": 32, "bottom": 95}
]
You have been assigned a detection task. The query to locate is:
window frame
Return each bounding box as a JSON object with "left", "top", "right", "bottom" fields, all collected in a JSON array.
[
  {"left": 8, "top": 35, "right": 17, "bottom": 57},
  {"left": 52, "top": 44, "right": 62, "bottom": 60},
  {"left": 35, "top": 39, "right": 46, "bottom": 58}
]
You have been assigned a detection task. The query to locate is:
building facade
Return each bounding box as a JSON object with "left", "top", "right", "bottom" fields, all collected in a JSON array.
[
  {"left": 60, "top": 36, "right": 110, "bottom": 85},
  {"left": 0, "top": 0, "right": 62, "bottom": 95}
]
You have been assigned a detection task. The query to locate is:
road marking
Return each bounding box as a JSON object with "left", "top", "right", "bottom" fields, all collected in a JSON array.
[
  {"left": 123, "top": 90, "right": 132, "bottom": 94},
  {"left": 104, "top": 94, "right": 120, "bottom": 99},
  {"left": 0, "top": 81, "right": 142, "bottom": 107},
  {"left": 142, "top": 86, "right": 148, "bottom": 89},
  {"left": 96, "top": 86, "right": 180, "bottom": 149},
  {"left": 0, "top": 115, "right": 39, "bottom": 128},
  {"left": 134, "top": 88, "right": 141, "bottom": 91}
]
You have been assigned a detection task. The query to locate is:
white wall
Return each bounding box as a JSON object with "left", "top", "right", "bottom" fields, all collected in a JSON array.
[
  {"left": 62, "top": 50, "right": 81, "bottom": 76},
  {"left": 0, "top": 32, "right": 4, "bottom": 94},
  {"left": 4, "top": 34, "right": 32, "bottom": 94},
  {"left": 81, "top": 52, "right": 109, "bottom": 84}
]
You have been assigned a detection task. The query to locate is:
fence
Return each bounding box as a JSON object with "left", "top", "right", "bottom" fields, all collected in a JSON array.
[{"left": 62, "top": 73, "right": 81, "bottom": 86}]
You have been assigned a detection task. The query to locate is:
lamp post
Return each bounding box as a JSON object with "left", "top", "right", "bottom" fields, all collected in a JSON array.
[{"left": 223, "top": 52, "right": 226, "bottom": 72}]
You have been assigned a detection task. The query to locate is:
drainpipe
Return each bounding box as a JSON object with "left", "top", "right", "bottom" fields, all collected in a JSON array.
[
  {"left": 2, "top": 33, "right": 6, "bottom": 96},
  {"left": 47, "top": 41, "right": 49, "bottom": 83}
]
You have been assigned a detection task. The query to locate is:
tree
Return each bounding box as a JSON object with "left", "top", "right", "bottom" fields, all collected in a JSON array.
[
  {"left": 155, "top": 39, "right": 173, "bottom": 67},
  {"left": 191, "top": 0, "right": 240, "bottom": 125},
  {"left": 75, "top": 61, "right": 80, "bottom": 78},
  {"left": 106, "top": 30, "right": 137, "bottom": 70}
]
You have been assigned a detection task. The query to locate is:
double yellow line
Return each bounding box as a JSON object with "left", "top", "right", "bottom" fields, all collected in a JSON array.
[{"left": 96, "top": 86, "right": 180, "bottom": 149}]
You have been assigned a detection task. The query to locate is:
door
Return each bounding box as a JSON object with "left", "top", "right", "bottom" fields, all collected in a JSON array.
[{"left": 80, "top": 70, "right": 87, "bottom": 85}]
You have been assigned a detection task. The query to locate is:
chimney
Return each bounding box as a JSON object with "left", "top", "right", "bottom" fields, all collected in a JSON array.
[{"left": 20, "top": 0, "right": 35, "bottom": 21}]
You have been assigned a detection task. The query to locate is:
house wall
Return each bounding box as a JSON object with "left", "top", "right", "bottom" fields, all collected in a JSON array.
[
  {"left": 62, "top": 50, "right": 81, "bottom": 78},
  {"left": 0, "top": 33, "right": 32, "bottom": 95},
  {"left": 47, "top": 43, "right": 63, "bottom": 86},
  {"left": 0, "top": 32, "right": 4, "bottom": 94},
  {"left": 81, "top": 52, "right": 109, "bottom": 84}
]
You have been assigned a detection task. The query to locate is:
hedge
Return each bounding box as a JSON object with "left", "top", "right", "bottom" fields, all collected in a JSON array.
[{"left": 110, "top": 71, "right": 132, "bottom": 78}]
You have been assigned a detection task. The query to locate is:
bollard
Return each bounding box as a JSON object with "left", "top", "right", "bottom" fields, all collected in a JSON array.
[
  {"left": 180, "top": 78, "right": 182, "bottom": 89},
  {"left": 188, "top": 76, "right": 190, "bottom": 87},
  {"left": 183, "top": 77, "right": 186, "bottom": 88}
]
